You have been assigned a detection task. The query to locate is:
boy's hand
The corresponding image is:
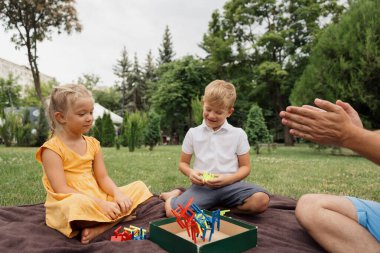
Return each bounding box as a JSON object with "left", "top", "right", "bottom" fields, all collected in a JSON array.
[
  {"left": 97, "top": 199, "right": 122, "bottom": 220},
  {"left": 205, "top": 174, "right": 232, "bottom": 188},
  {"left": 114, "top": 192, "right": 133, "bottom": 214},
  {"left": 189, "top": 169, "right": 204, "bottom": 185}
]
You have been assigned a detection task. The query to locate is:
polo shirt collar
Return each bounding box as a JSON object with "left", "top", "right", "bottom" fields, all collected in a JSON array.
[{"left": 201, "top": 119, "right": 231, "bottom": 133}]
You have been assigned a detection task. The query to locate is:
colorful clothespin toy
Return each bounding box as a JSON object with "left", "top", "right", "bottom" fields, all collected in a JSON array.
[{"left": 202, "top": 172, "right": 216, "bottom": 182}]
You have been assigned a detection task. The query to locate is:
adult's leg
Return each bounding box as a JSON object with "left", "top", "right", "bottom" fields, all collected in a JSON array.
[{"left": 296, "top": 194, "right": 380, "bottom": 253}]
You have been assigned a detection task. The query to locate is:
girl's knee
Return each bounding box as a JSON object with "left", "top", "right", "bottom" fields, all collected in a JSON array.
[{"left": 132, "top": 180, "right": 148, "bottom": 189}]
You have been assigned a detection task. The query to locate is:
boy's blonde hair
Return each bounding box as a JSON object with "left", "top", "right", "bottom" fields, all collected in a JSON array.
[
  {"left": 46, "top": 84, "right": 93, "bottom": 134},
  {"left": 203, "top": 80, "right": 236, "bottom": 109}
]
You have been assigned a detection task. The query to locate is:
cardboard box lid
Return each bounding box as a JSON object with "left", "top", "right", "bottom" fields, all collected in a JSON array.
[{"left": 149, "top": 215, "right": 257, "bottom": 253}]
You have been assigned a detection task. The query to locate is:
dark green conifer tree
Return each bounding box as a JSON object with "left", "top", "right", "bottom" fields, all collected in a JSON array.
[
  {"left": 158, "top": 25, "right": 175, "bottom": 65},
  {"left": 245, "top": 104, "right": 272, "bottom": 154},
  {"left": 144, "top": 111, "right": 161, "bottom": 151}
]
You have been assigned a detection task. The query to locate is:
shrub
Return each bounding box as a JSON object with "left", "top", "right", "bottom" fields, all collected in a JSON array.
[
  {"left": 0, "top": 112, "right": 20, "bottom": 147},
  {"left": 144, "top": 111, "right": 161, "bottom": 151},
  {"left": 15, "top": 109, "right": 36, "bottom": 146},
  {"left": 245, "top": 104, "right": 272, "bottom": 154}
]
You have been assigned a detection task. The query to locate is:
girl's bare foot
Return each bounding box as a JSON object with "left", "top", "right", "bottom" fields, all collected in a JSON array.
[
  {"left": 159, "top": 189, "right": 182, "bottom": 201},
  {"left": 81, "top": 222, "right": 115, "bottom": 244}
]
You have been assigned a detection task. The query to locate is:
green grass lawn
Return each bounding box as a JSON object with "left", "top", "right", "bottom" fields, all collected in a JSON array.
[{"left": 0, "top": 144, "right": 379, "bottom": 206}]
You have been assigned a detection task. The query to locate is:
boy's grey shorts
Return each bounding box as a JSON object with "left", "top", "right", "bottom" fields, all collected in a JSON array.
[{"left": 170, "top": 182, "right": 269, "bottom": 210}]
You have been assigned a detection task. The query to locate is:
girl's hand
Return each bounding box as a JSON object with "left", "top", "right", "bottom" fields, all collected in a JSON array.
[
  {"left": 189, "top": 169, "right": 204, "bottom": 185},
  {"left": 205, "top": 174, "right": 231, "bottom": 188},
  {"left": 97, "top": 199, "right": 122, "bottom": 220},
  {"left": 114, "top": 192, "right": 133, "bottom": 214}
]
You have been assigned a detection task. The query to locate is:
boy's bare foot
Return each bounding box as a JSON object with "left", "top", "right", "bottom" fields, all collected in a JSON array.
[
  {"left": 159, "top": 189, "right": 182, "bottom": 201},
  {"left": 81, "top": 222, "right": 115, "bottom": 244}
]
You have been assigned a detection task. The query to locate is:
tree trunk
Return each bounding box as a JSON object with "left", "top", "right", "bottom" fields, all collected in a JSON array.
[
  {"left": 277, "top": 94, "right": 294, "bottom": 146},
  {"left": 26, "top": 40, "right": 43, "bottom": 104},
  {"left": 283, "top": 125, "right": 294, "bottom": 146}
]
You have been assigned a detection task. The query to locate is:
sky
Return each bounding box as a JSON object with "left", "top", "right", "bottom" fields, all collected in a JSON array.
[{"left": 0, "top": 0, "right": 227, "bottom": 86}]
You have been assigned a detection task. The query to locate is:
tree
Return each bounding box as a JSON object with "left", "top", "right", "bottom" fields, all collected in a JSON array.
[
  {"left": 101, "top": 113, "right": 115, "bottom": 147},
  {"left": 158, "top": 25, "right": 175, "bottom": 65},
  {"left": 143, "top": 50, "right": 157, "bottom": 107},
  {"left": 0, "top": 0, "right": 81, "bottom": 103},
  {"left": 93, "top": 117, "right": 103, "bottom": 142},
  {"left": 119, "top": 112, "right": 129, "bottom": 147},
  {"left": 245, "top": 104, "right": 272, "bottom": 154},
  {"left": 144, "top": 111, "right": 161, "bottom": 151},
  {"left": 35, "top": 107, "right": 49, "bottom": 146},
  {"left": 22, "top": 80, "right": 56, "bottom": 107},
  {"left": 126, "top": 112, "right": 146, "bottom": 152},
  {"left": 92, "top": 87, "right": 121, "bottom": 114},
  {"left": 15, "top": 109, "right": 36, "bottom": 146},
  {"left": 0, "top": 111, "right": 20, "bottom": 146},
  {"left": 151, "top": 56, "right": 211, "bottom": 141},
  {"left": 0, "top": 75, "right": 21, "bottom": 116},
  {"left": 92, "top": 114, "right": 115, "bottom": 147},
  {"left": 144, "top": 50, "right": 156, "bottom": 82},
  {"left": 200, "top": 0, "right": 345, "bottom": 144},
  {"left": 113, "top": 46, "right": 132, "bottom": 115},
  {"left": 200, "top": 10, "right": 233, "bottom": 79},
  {"left": 77, "top": 73, "right": 101, "bottom": 91},
  {"left": 129, "top": 53, "right": 146, "bottom": 111},
  {"left": 291, "top": 0, "right": 380, "bottom": 128},
  {"left": 191, "top": 97, "right": 203, "bottom": 126}
]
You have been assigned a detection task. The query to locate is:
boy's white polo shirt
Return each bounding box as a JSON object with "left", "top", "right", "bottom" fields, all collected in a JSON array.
[{"left": 182, "top": 120, "right": 250, "bottom": 174}]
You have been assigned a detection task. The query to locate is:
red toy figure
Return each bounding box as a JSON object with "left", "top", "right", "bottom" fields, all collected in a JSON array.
[{"left": 171, "top": 197, "right": 196, "bottom": 237}]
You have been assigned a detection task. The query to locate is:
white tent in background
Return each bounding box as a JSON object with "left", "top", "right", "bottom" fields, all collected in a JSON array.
[{"left": 93, "top": 103, "right": 123, "bottom": 124}]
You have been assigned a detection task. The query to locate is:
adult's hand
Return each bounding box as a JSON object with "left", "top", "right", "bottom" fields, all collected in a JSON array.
[
  {"left": 279, "top": 98, "right": 359, "bottom": 147},
  {"left": 335, "top": 100, "right": 363, "bottom": 128}
]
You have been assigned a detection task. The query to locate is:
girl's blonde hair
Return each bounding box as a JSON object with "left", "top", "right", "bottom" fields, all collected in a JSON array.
[
  {"left": 46, "top": 84, "right": 93, "bottom": 135},
  {"left": 203, "top": 80, "right": 236, "bottom": 109}
]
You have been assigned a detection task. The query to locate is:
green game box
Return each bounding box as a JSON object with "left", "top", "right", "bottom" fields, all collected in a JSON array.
[{"left": 149, "top": 215, "right": 257, "bottom": 253}]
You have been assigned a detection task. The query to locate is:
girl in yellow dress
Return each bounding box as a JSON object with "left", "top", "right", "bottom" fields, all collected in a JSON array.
[{"left": 36, "top": 84, "right": 153, "bottom": 244}]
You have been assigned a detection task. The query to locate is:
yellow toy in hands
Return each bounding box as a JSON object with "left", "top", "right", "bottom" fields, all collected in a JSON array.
[{"left": 202, "top": 172, "right": 216, "bottom": 182}]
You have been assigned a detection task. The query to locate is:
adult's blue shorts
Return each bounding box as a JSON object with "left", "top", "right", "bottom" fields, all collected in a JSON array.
[{"left": 346, "top": 196, "right": 380, "bottom": 242}]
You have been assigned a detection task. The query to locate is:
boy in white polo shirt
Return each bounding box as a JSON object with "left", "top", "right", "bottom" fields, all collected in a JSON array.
[{"left": 160, "top": 80, "right": 270, "bottom": 217}]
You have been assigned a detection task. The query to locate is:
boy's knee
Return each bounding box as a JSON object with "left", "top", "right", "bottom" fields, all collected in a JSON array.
[
  {"left": 244, "top": 192, "right": 270, "bottom": 214},
  {"left": 254, "top": 192, "right": 270, "bottom": 213}
]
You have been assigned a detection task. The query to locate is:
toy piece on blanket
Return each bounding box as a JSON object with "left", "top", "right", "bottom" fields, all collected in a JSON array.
[
  {"left": 171, "top": 198, "right": 221, "bottom": 243},
  {"left": 110, "top": 225, "right": 147, "bottom": 241}
]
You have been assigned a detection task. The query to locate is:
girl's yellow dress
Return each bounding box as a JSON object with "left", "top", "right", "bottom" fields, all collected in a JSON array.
[{"left": 36, "top": 135, "right": 153, "bottom": 238}]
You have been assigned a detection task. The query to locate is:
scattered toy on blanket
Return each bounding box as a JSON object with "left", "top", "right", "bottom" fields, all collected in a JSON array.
[
  {"left": 202, "top": 172, "right": 216, "bottom": 182},
  {"left": 171, "top": 197, "right": 221, "bottom": 243},
  {"left": 110, "top": 225, "right": 147, "bottom": 241},
  {"left": 220, "top": 209, "right": 230, "bottom": 216}
]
